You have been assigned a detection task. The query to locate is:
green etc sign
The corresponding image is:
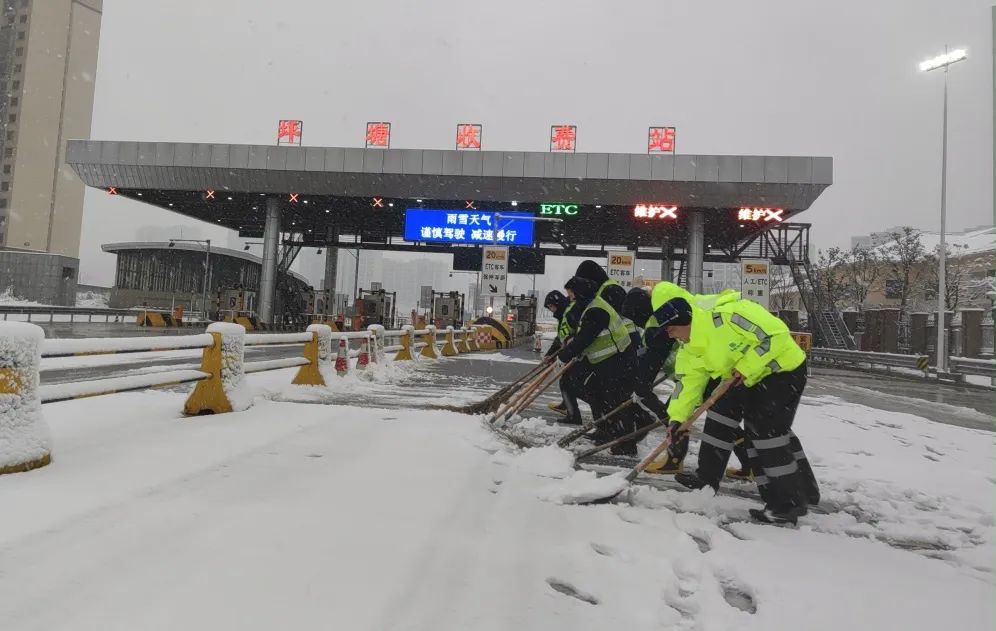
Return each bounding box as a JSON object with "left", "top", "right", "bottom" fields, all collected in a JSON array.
[{"left": 539, "top": 202, "right": 580, "bottom": 217}]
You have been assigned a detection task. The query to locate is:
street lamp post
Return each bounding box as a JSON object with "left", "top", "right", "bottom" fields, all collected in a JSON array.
[
  {"left": 170, "top": 238, "right": 212, "bottom": 320},
  {"left": 919, "top": 47, "right": 967, "bottom": 373}
]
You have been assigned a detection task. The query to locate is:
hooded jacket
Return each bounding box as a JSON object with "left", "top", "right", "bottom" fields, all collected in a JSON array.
[
  {"left": 556, "top": 275, "right": 630, "bottom": 364},
  {"left": 575, "top": 260, "right": 626, "bottom": 313}
]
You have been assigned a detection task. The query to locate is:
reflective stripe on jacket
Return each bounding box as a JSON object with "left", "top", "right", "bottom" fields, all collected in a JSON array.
[
  {"left": 666, "top": 299, "right": 804, "bottom": 421},
  {"left": 580, "top": 295, "right": 632, "bottom": 364}
]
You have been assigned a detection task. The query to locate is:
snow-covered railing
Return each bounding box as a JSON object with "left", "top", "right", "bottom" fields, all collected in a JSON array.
[{"left": 810, "top": 347, "right": 996, "bottom": 385}]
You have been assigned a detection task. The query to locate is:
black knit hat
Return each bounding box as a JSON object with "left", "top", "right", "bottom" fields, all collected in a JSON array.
[
  {"left": 655, "top": 297, "right": 693, "bottom": 327},
  {"left": 575, "top": 260, "right": 609, "bottom": 285},
  {"left": 544, "top": 290, "right": 568, "bottom": 311}
]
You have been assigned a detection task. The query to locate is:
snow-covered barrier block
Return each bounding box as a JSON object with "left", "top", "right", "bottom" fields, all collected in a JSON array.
[
  {"left": 395, "top": 325, "right": 415, "bottom": 361},
  {"left": 293, "top": 324, "right": 333, "bottom": 386},
  {"left": 0, "top": 322, "right": 51, "bottom": 475},
  {"left": 184, "top": 322, "right": 252, "bottom": 415},
  {"left": 441, "top": 326, "right": 459, "bottom": 357},
  {"left": 420, "top": 325, "right": 440, "bottom": 360}
]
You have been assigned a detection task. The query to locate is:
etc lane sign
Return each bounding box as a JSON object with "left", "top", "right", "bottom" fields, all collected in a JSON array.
[
  {"left": 480, "top": 246, "right": 509, "bottom": 297},
  {"left": 741, "top": 259, "right": 770, "bottom": 309},
  {"left": 539, "top": 203, "right": 579, "bottom": 217},
  {"left": 607, "top": 251, "right": 636, "bottom": 290}
]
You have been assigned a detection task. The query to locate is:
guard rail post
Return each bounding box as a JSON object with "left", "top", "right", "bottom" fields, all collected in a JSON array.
[
  {"left": 420, "top": 325, "right": 440, "bottom": 359},
  {"left": 293, "top": 324, "right": 333, "bottom": 386},
  {"left": 467, "top": 326, "right": 480, "bottom": 352},
  {"left": 367, "top": 324, "right": 386, "bottom": 363},
  {"left": 184, "top": 322, "right": 251, "bottom": 415},
  {"left": 395, "top": 325, "right": 415, "bottom": 361},
  {"left": 459, "top": 328, "right": 473, "bottom": 353},
  {"left": 442, "top": 326, "right": 459, "bottom": 357},
  {"left": 0, "top": 322, "right": 51, "bottom": 475}
]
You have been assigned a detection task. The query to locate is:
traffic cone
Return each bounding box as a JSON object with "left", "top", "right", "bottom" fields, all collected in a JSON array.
[
  {"left": 335, "top": 336, "right": 350, "bottom": 376},
  {"left": 357, "top": 336, "right": 370, "bottom": 370}
]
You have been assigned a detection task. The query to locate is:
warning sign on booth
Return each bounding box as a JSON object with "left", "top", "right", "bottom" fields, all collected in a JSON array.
[{"left": 607, "top": 251, "right": 636, "bottom": 289}]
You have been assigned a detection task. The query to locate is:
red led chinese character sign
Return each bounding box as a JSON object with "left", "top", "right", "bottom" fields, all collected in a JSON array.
[
  {"left": 365, "top": 122, "right": 391, "bottom": 149},
  {"left": 550, "top": 124, "right": 577, "bottom": 152},
  {"left": 456, "top": 123, "right": 482, "bottom": 150},
  {"left": 648, "top": 127, "right": 676, "bottom": 153},
  {"left": 633, "top": 204, "right": 678, "bottom": 220},
  {"left": 277, "top": 120, "right": 303, "bottom": 146},
  {"left": 737, "top": 207, "right": 784, "bottom": 223}
]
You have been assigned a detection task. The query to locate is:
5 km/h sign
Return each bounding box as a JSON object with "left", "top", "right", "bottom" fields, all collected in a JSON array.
[
  {"left": 480, "top": 246, "right": 508, "bottom": 297},
  {"left": 741, "top": 259, "right": 770, "bottom": 309}
]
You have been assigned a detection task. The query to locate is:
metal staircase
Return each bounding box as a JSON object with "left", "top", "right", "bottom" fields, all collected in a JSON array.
[{"left": 785, "top": 249, "right": 855, "bottom": 349}]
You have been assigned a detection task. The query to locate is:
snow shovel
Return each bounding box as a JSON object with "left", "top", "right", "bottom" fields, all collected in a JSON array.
[
  {"left": 574, "top": 419, "right": 669, "bottom": 460},
  {"left": 556, "top": 374, "right": 670, "bottom": 448},
  {"left": 437, "top": 360, "right": 548, "bottom": 415},
  {"left": 580, "top": 377, "right": 738, "bottom": 505},
  {"left": 486, "top": 362, "right": 556, "bottom": 426},
  {"left": 491, "top": 359, "right": 577, "bottom": 427}
]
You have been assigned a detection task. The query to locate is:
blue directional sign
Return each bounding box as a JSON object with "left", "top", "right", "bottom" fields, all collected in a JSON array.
[{"left": 404, "top": 209, "right": 534, "bottom": 246}]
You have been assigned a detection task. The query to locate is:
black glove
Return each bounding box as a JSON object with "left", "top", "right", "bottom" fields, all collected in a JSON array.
[{"left": 666, "top": 422, "right": 687, "bottom": 457}]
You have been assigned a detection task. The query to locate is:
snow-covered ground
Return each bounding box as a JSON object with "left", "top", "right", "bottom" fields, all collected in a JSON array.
[{"left": 0, "top": 361, "right": 993, "bottom": 630}]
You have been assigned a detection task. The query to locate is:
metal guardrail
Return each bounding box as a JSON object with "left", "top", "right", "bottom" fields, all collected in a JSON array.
[
  {"left": 0, "top": 305, "right": 140, "bottom": 323},
  {"left": 811, "top": 347, "right": 996, "bottom": 382},
  {"left": 949, "top": 357, "right": 996, "bottom": 378}
]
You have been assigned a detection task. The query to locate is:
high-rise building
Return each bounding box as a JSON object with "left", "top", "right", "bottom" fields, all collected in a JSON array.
[
  {"left": 0, "top": 0, "right": 102, "bottom": 304},
  {"left": 1, "top": 0, "right": 101, "bottom": 252}
]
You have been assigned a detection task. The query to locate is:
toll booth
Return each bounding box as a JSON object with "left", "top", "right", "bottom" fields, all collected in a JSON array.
[
  {"left": 217, "top": 287, "right": 258, "bottom": 329},
  {"left": 356, "top": 288, "right": 397, "bottom": 329},
  {"left": 505, "top": 294, "right": 538, "bottom": 338},
  {"left": 431, "top": 291, "right": 465, "bottom": 329}
]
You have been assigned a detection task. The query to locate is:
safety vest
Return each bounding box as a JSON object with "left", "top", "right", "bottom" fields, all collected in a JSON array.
[
  {"left": 596, "top": 278, "right": 621, "bottom": 300},
  {"left": 666, "top": 299, "right": 805, "bottom": 421},
  {"left": 557, "top": 302, "right": 577, "bottom": 342},
  {"left": 580, "top": 295, "right": 632, "bottom": 364}
]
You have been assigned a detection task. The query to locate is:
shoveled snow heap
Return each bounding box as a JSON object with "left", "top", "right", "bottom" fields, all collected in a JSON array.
[
  {"left": 0, "top": 364, "right": 992, "bottom": 630},
  {"left": 0, "top": 322, "right": 50, "bottom": 469}
]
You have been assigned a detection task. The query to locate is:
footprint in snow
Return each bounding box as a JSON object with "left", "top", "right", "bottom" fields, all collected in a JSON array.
[
  {"left": 923, "top": 454, "right": 941, "bottom": 462},
  {"left": 546, "top": 578, "right": 599, "bottom": 605},
  {"left": 720, "top": 580, "right": 757, "bottom": 614},
  {"left": 685, "top": 532, "right": 711, "bottom": 554},
  {"left": 924, "top": 445, "right": 945, "bottom": 456}
]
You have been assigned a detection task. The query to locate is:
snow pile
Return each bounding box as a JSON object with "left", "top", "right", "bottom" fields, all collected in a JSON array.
[
  {"left": 537, "top": 469, "right": 629, "bottom": 504},
  {"left": 506, "top": 445, "right": 575, "bottom": 478},
  {"left": 0, "top": 287, "right": 44, "bottom": 307},
  {"left": 208, "top": 322, "right": 252, "bottom": 412},
  {"left": 0, "top": 369, "right": 993, "bottom": 629},
  {"left": 0, "top": 322, "right": 51, "bottom": 470},
  {"left": 75, "top": 291, "right": 109, "bottom": 309}
]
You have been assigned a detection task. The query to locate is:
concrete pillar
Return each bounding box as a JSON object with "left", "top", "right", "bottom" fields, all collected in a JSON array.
[
  {"left": 910, "top": 312, "right": 929, "bottom": 355},
  {"left": 258, "top": 197, "right": 281, "bottom": 325},
  {"left": 865, "top": 309, "right": 881, "bottom": 352},
  {"left": 324, "top": 247, "right": 339, "bottom": 316},
  {"left": 686, "top": 211, "right": 704, "bottom": 294},
  {"left": 880, "top": 308, "right": 900, "bottom": 353},
  {"left": 660, "top": 240, "right": 673, "bottom": 282},
  {"left": 960, "top": 309, "right": 983, "bottom": 358}
]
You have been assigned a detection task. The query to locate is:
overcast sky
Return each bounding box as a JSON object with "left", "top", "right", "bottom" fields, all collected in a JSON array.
[{"left": 78, "top": 0, "right": 993, "bottom": 288}]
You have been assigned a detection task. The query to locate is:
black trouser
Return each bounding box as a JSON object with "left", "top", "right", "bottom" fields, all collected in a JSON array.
[
  {"left": 559, "top": 362, "right": 587, "bottom": 425},
  {"left": 696, "top": 363, "right": 818, "bottom": 509},
  {"left": 583, "top": 352, "right": 641, "bottom": 446}
]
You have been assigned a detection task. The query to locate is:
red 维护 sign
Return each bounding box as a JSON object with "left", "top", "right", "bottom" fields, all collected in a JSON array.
[{"left": 737, "top": 207, "right": 784, "bottom": 223}]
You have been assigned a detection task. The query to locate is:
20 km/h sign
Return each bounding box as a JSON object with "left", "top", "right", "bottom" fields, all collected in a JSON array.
[
  {"left": 606, "top": 251, "right": 636, "bottom": 290},
  {"left": 480, "top": 246, "right": 508, "bottom": 297}
]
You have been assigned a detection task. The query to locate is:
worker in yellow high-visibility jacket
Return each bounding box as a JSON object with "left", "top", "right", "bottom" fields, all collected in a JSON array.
[{"left": 655, "top": 295, "right": 820, "bottom": 525}]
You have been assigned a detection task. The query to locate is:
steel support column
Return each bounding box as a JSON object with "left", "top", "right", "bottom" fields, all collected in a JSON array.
[
  {"left": 686, "top": 211, "right": 704, "bottom": 293},
  {"left": 259, "top": 197, "right": 281, "bottom": 324},
  {"left": 660, "top": 239, "right": 673, "bottom": 282}
]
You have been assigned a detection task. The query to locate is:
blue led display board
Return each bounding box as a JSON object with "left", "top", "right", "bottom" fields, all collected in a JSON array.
[{"left": 403, "top": 209, "right": 535, "bottom": 246}]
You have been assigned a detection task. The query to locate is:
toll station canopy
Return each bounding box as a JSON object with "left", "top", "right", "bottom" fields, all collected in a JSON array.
[{"left": 67, "top": 141, "right": 832, "bottom": 267}]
